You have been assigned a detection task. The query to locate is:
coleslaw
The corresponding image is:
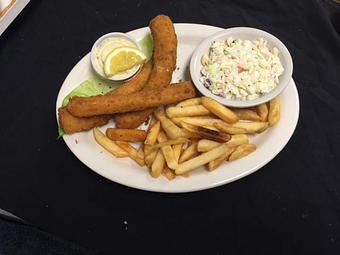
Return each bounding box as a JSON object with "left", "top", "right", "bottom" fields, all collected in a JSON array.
[{"left": 200, "top": 37, "right": 284, "bottom": 100}]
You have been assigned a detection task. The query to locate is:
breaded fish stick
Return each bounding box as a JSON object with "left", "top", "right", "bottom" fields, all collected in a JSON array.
[
  {"left": 106, "top": 128, "right": 147, "bottom": 142},
  {"left": 58, "top": 107, "right": 111, "bottom": 134},
  {"left": 67, "top": 81, "right": 196, "bottom": 117},
  {"left": 57, "top": 61, "right": 152, "bottom": 134},
  {"left": 114, "top": 15, "right": 177, "bottom": 128},
  {"left": 108, "top": 61, "right": 152, "bottom": 96}
]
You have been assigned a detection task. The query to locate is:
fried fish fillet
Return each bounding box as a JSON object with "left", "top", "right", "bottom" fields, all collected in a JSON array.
[
  {"left": 67, "top": 81, "right": 196, "bottom": 117},
  {"left": 58, "top": 61, "right": 152, "bottom": 134},
  {"left": 58, "top": 107, "right": 111, "bottom": 134},
  {"left": 114, "top": 14, "right": 177, "bottom": 128}
]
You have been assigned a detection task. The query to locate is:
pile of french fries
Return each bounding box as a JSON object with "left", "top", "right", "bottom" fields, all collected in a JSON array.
[{"left": 93, "top": 96, "right": 280, "bottom": 180}]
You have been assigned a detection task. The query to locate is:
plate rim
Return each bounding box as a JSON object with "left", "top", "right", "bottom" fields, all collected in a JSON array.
[{"left": 56, "top": 23, "right": 300, "bottom": 193}]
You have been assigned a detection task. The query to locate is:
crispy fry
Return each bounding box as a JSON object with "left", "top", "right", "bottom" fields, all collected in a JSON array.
[
  {"left": 176, "top": 97, "right": 202, "bottom": 108},
  {"left": 145, "top": 147, "right": 158, "bottom": 167},
  {"left": 268, "top": 97, "right": 280, "bottom": 126},
  {"left": 214, "top": 122, "right": 248, "bottom": 134},
  {"left": 67, "top": 81, "right": 196, "bottom": 117},
  {"left": 171, "top": 117, "right": 221, "bottom": 128},
  {"left": 115, "top": 141, "right": 145, "bottom": 166},
  {"left": 201, "top": 96, "right": 239, "bottom": 123},
  {"left": 176, "top": 144, "right": 230, "bottom": 175},
  {"left": 157, "top": 131, "right": 178, "bottom": 170},
  {"left": 151, "top": 137, "right": 189, "bottom": 149},
  {"left": 197, "top": 139, "right": 221, "bottom": 152},
  {"left": 179, "top": 142, "right": 199, "bottom": 163},
  {"left": 166, "top": 105, "right": 210, "bottom": 118},
  {"left": 162, "top": 166, "right": 176, "bottom": 180},
  {"left": 207, "top": 146, "right": 236, "bottom": 171},
  {"left": 144, "top": 121, "right": 161, "bottom": 145},
  {"left": 114, "top": 15, "right": 178, "bottom": 128},
  {"left": 232, "top": 122, "right": 269, "bottom": 134},
  {"left": 58, "top": 107, "right": 111, "bottom": 134},
  {"left": 181, "top": 122, "right": 231, "bottom": 143},
  {"left": 172, "top": 143, "right": 183, "bottom": 163},
  {"left": 93, "top": 128, "right": 128, "bottom": 158},
  {"left": 106, "top": 128, "right": 147, "bottom": 142},
  {"left": 257, "top": 103, "right": 269, "bottom": 122},
  {"left": 137, "top": 144, "right": 144, "bottom": 160},
  {"left": 154, "top": 108, "right": 191, "bottom": 139},
  {"left": 231, "top": 108, "right": 261, "bottom": 121},
  {"left": 228, "top": 144, "right": 256, "bottom": 161},
  {"left": 151, "top": 150, "right": 165, "bottom": 178},
  {"left": 226, "top": 134, "right": 249, "bottom": 147}
]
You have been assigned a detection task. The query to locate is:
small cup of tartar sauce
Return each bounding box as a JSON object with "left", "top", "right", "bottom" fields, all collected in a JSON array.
[{"left": 90, "top": 32, "right": 141, "bottom": 81}]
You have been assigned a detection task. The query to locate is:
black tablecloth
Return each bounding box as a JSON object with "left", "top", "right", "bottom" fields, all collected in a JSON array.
[{"left": 1, "top": 0, "right": 340, "bottom": 254}]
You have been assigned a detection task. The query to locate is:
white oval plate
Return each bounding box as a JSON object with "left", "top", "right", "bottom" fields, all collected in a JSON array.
[{"left": 56, "top": 24, "right": 299, "bottom": 193}]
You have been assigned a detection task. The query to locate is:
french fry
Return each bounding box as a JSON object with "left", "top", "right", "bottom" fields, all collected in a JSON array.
[
  {"left": 151, "top": 137, "right": 189, "bottom": 149},
  {"left": 201, "top": 96, "right": 239, "bottom": 123},
  {"left": 268, "top": 97, "right": 280, "bottom": 126},
  {"left": 115, "top": 141, "right": 145, "bottom": 166},
  {"left": 144, "top": 121, "right": 161, "bottom": 145},
  {"left": 157, "top": 132, "right": 178, "bottom": 170},
  {"left": 257, "top": 103, "right": 269, "bottom": 122},
  {"left": 179, "top": 142, "right": 199, "bottom": 163},
  {"left": 145, "top": 148, "right": 158, "bottom": 167},
  {"left": 154, "top": 108, "right": 189, "bottom": 139},
  {"left": 176, "top": 144, "right": 230, "bottom": 174},
  {"left": 162, "top": 166, "right": 176, "bottom": 180},
  {"left": 166, "top": 105, "right": 210, "bottom": 118},
  {"left": 226, "top": 134, "right": 249, "bottom": 147},
  {"left": 176, "top": 97, "right": 202, "bottom": 108},
  {"left": 106, "top": 128, "right": 147, "bottom": 142},
  {"left": 137, "top": 144, "right": 144, "bottom": 160},
  {"left": 181, "top": 122, "right": 231, "bottom": 143},
  {"left": 207, "top": 146, "right": 236, "bottom": 171},
  {"left": 173, "top": 143, "right": 183, "bottom": 163},
  {"left": 172, "top": 117, "right": 223, "bottom": 128},
  {"left": 197, "top": 139, "right": 221, "bottom": 152},
  {"left": 232, "top": 121, "right": 269, "bottom": 134},
  {"left": 228, "top": 144, "right": 256, "bottom": 161},
  {"left": 151, "top": 150, "right": 165, "bottom": 178},
  {"left": 93, "top": 128, "right": 128, "bottom": 158},
  {"left": 231, "top": 109, "right": 261, "bottom": 121},
  {"left": 214, "top": 122, "right": 248, "bottom": 134}
]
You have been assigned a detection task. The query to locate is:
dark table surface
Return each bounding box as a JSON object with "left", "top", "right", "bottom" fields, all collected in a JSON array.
[{"left": 1, "top": 0, "right": 340, "bottom": 254}]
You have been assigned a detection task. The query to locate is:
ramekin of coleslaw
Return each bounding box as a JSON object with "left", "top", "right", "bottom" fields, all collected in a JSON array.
[{"left": 190, "top": 27, "right": 293, "bottom": 108}]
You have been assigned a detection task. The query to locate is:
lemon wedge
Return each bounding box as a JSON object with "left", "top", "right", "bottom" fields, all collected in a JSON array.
[{"left": 104, "top": 47, "right": 147, "bottom": 77}]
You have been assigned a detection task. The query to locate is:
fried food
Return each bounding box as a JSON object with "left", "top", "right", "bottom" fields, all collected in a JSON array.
[
  {"left": 106, "top": 128, "right": 147, "bottom": 142},
  {"left": 201, "top": 96, "right": 239, "bottom": 123},
  {"left": 231, "top": 108, "right": 261, "bottom": 121},
  {"left": 58, "top": 61, "right": 152, "bottom": 134},
  {"left": 157, "top": 131, "right": 178, "bottom": 170},
  {"left": 232, "top": 122, "right": 269, "bottom": 134},
  {"left": 228, "top": 144, "right": 256, "bottom": 161},
  {"left": 151, "top": 150, "right": 166, "bottom": 178},
  {"left": 181, "top": 122, "right": 231, "bottom": 143},
  {"left": 176, "top": 97, "right": 202, "bottom": 108},
  {"left": 67, "top": 81, "right": 196, "bottom": 117},
  {"left": 112, "top": 15, "right": 177, "bottom": 128},
  {"left": 207, "top": 146, "right": 236, "bottom": 171},
  {"left": 176, "top": 144, "right": 230, "bottom": 175},
  {"left": 58, "top": 107, "right": 111, "bottom": 134},
  {"left": 268, "top": 97, "right": 280, "bottom": 126},
  {"left": 166, "top": 105, "right": 210, "bottom": 118},
  {"left": 214, "top": 122, "right": 248, "bottom": 134},
  {"left": 257, "top": 103, "right": 269, "bottom": 122},
  {"left": 109, "top": 61, "right": 152, "bottom": 96},
  {"left": 144, "top": 121, "right": 161, "bottom": 145},
  {"left": 179, "top": 142, "right": 199, "bottom": 163},
  {"left": 115, "top": 141, "right": 145, "bottom": 166},
  {"left": 93, "top": 128, "right": 128, "bottom": 157}
]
